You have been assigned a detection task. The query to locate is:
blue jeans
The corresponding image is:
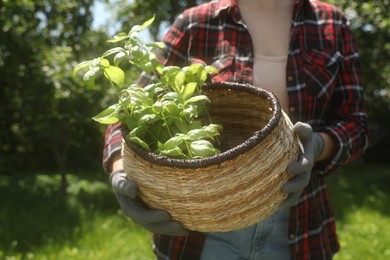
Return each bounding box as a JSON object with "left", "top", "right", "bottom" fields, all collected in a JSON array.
[{"left": 200, "top": 208, "right": 290, "bottom": 260}]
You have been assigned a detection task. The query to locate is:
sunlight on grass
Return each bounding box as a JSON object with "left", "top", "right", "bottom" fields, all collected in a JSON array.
[
  {"left": 1, "top": 162, "right": 389, "bottom": 259},
  {"left": 32, "top": 213, "right": 154, "bottom": 260},
  {"left": 0, "top": 172, "right": 154, "bottom": 260},
  {"left": 327, "top": 162, "right": 390, "bottom": 260},
  {"left": 334, "top": 209, "right": 390, "bottom": 260}
]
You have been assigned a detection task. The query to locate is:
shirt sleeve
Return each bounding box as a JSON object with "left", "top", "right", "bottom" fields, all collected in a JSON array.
[
  {"left": 315, "top": 18, "right": 369, "bottom": 175},
  {"left": 102, "top": 122, "right": 123, "bottom": 173}
]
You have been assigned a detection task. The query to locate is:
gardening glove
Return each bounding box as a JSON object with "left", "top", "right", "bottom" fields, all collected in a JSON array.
[
  {"left": 110, "top": 169, "right": 189, "bottom": 236},
  {"left": 280, "top": 122, "right": 325, "bottom": 209}
]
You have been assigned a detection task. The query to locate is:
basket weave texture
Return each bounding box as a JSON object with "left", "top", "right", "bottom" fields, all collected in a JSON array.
[{"left": 122, "top": 82, "right": 299, "bottom": 232}]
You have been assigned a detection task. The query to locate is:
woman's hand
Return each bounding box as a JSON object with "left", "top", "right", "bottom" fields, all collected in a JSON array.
[
  {"left": 280, "top": 122, "right": 325, "bottom": 208},
  {"left": 110, "top": 169, "right": 189, "bottom": 236}
]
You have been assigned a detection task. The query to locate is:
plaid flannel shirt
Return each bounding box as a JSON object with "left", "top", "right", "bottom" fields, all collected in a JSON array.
[{"left": 103, "top": 0, "right": 369, "bottom": 258}]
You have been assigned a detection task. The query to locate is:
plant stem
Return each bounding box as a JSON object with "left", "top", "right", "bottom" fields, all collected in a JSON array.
[
  {"left": 201, "top": 103, "right": 221, "bottom": 146},
  {"left": 106, "top": 75, "right": 122, "bottom": 100},
  {"left": 162, "top": 115, "right": 173, "bottom": 137},
  {"left": 185, "top": 141, "right": 193, "bottom": 159}
]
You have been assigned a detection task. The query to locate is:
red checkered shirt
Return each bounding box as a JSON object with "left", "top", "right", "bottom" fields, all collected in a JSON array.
[{"left": 103, "top": 0, "right": 369, "bottom": 258}]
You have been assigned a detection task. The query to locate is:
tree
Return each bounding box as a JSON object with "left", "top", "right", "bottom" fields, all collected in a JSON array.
[
  {"left": 0, "top": 0, "right": 113, "bottom": 185},
  {"left": 109, "top": 0, "right": 203, "bottom": 40}
]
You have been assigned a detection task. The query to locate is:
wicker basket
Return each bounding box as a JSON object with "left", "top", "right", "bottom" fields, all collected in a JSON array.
[{"left": 122, "top": 81, "right": 299, "bottom": 232}]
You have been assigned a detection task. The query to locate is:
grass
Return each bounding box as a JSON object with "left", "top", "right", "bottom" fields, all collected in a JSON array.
[
  {"left": 0, "top": 172, "right": 154, "bottom": 260},
  {"left": 0, "top": 161, "right": 389, "bottom": 259},
  {"left": 327, "top": 162, "right": 390, "bottom": 260}
]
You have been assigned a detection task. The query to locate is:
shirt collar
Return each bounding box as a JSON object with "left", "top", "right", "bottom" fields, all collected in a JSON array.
[{"left": 214, "top": 0, "right": 236, "bottom": 16}]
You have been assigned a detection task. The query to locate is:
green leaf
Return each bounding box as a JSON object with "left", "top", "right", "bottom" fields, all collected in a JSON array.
[
  {"left": 92, "top": 105, "right": 120, "bottom": 124},
  {"left": 113, "top": 51, "right": 127, "bottom": 66},
  {"left": 199, "top": 70, "right": 208, "bottom": 83},
  {"left": 205, "top": 65, "right": 219, "bottom": 74},
  {"left": 182, "top": 82, "right": 197, "bottom": 101},
  {"left": 184, "top": 70, "right": 196, "bottom": 84},
  {"left": 100, "top": 58, "right": 110, "bottom": 67},
  {"left": 174, "top": 118, "right": 189, "bottom": 134},
  {"left": 146, "top": 42, "right": 165, "bottom": 49},
  {"left": 142, "top": 62, "right": 153, "bottom": 74},
  {"left": 174, "top": 71, "right": 185, "bottom": 93},
  {"left": 130, "top": 46, "right": 144, "bottom": 60},
  {"left": 163, "top": 103, "right": 179, "bottom": 118},
  {"left": 189, "top": 140, "right": 218, "bottom": 158},
  {"left": 130, "top": 15, "right": 155, "bottom": 34},
  {"left": 107, "top": 32, "right": 128, "bottom": 43},
  {"left": 122, "top": 115, "right": 138, "bottom": 130},
  {"left": 144, "top": 83, "right": 158, "bottom": 92},
  {"left": 163, "top": 117, "right": 175, "bottom": 127},
  {"left": 203, "top": 124, "right": 223, "bottom": 137},
  {"left": 73, "top": 60, "right": 91, "bottom": 77},
  {"left": 138, "top": 114, "right": 160, "bottom": 125},
  {"left": 129, "top": 126, "right": 147, "bottom": 138},
  {"left": 163, "top": 66, "right": 181, "bottom": 74},
  {"left": 184, "top": 95, "right": 210, "bottom": 105},
  {"left": 162, "top": 66, "right": 181, "bottom": 89},
  {"left": 154, "top": 64, "right": 164, "bottom": 75},
  {"left": 164, "top": 136, "right": 184, "bottom": 149},
  {"left": 188, "top": 63, "right": 204, "bottom": 75},
  {"left": 83, "top": 67, "right": 100, "bottom": 89},
  {"left": 186, "top": 129, "right": 208, "bottom": 140},
  {"left": 180, "top": 105, "right": 198, "bottom": 119},
  {"left": 150, "top": 126, "right": 171, "bottom": 143},
  {"left": 127, "top": 86, "right": 151, "bottom": 105},
  {"left": 138, "top": 15, "right": 155, "bottom": 30},
  {"left": 159, "top": 146, "right": 186, "bottom": 158},
  {"left": 188, "top": 120, "right": 203, "bottom": 131},
  {"left": 128, "top": 136, "right": 150, "bottom": 151},
  {"left": 104, "top": 66, "right": 125, "bottom": 88},
  {"left": 161, "top": 92, "right": 182, "bottom": 102},
  {"left": 102, "top": 47, "right": 126, "bottom": 58},
  {"left": 84, "top": 74, "right": 96, "bottom": 89},
  {"left": 150, "top": 55, "right": 164, "bottom": 74},
  {"left": 152, "top": 101, "right": 164, "bottom": 113}
]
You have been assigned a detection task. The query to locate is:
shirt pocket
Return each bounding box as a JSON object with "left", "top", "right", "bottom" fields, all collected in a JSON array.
[
  {"left": 211, "top": 55, "right": 236, "bottom": 82},
  {"left": 302, "top": 49, "right": 343, "bottom": 99}
]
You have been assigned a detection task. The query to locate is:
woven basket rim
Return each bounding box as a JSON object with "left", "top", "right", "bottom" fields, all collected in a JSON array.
[{"left": 122, "top": 81, "right": 282, "bottom": 168}]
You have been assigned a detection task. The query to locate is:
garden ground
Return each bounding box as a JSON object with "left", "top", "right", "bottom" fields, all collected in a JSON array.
[{"left": 1, "top": 161, "right": 389, "bottom": 259}]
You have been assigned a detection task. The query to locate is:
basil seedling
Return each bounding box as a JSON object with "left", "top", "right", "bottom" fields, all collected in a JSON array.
[{"left": 74, "top": 16, "right": 222, "bottom": 159}]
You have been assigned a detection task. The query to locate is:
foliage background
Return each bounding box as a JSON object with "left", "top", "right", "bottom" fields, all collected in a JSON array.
[
  {"left": 0, "top": 0, "right": 389, "bottom": 258},
  {"left": 1, "top": 0, "right": 389, "bottom": 175},
  {"left": 0, "top": 0, "right": 110, "bottom": 173}
]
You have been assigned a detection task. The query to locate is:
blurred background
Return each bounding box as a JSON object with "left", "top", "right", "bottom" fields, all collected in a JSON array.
[{"left": 0, "top": 0, "right": 389, "bottom": 259}]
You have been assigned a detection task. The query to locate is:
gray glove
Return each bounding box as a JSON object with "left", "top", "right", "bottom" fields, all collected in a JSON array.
[
  {"left": 110, "top": 169, "right": 188, "bottom": 236},
  {"left": 281, "top": 122, "right": 325, "bottom": 208}
]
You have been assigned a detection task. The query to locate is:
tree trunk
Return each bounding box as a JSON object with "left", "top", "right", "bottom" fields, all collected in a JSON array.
[
  {"left": 58, "top": 151, "right": 68, "bottom": 194},
  {"left": 51, "top": 142, "right": 68, "bottom": 194},
  {"left": 60, "top": 169, "right": 67, "bottom": 195}
]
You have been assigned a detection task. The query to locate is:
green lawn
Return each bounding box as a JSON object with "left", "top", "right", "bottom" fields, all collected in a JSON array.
[
  {"left": 0, "top": 172, "right": 155, "bottom": 260},
  {"left": 326, "top": 162, "right": 390, "bottom": 260},
  {"left": 1, "top": 162, "right": 389, "bottom": 259}
]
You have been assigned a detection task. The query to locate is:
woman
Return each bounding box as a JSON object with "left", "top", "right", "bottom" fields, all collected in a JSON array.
[{"left": 105, "top": 0, "right": 368, "bottom": 258}]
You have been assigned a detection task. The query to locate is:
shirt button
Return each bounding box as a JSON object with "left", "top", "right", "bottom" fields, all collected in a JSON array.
[
  {"left": 287, "top": 75, "right": 294, "bottom": 82},
  {"left": 289, "top": 106, "right": 296, "bottom": 112},
  {"left": 289, "top": 234, "right": 296, "bottom": 239}
]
